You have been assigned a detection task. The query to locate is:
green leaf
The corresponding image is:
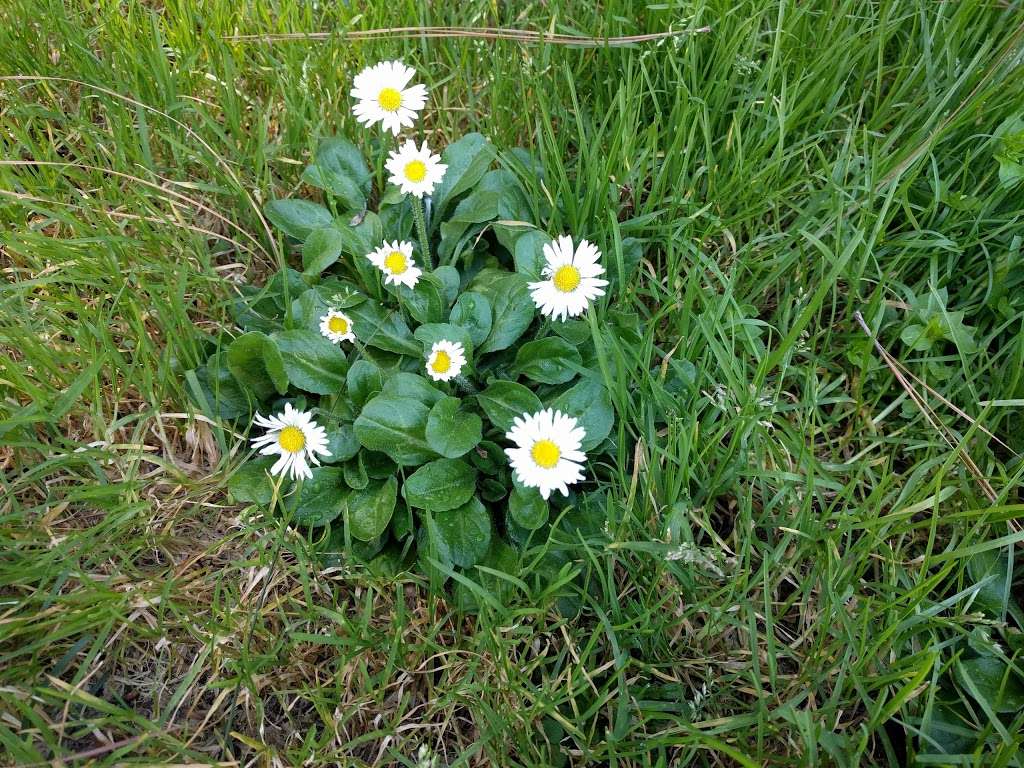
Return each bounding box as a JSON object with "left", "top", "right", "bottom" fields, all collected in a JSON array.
[
  {"left": 426, "top": 397, "right": 483, "bottom": 458},
  {"left": 472, "top": 271, "right": 534, "bottom": 354},
  {"left": 513, "top": 230, "right": 550, "bottom": 281},
  {"left": 550, "top": 377, "right": 614, "bottom": 451},
  {"left": 380, "top": 372, "right": 444, "bottom": 406},
  {"left": 477, "top": 381, "right": 542, "bottom": 432},
  {"left": 226, "top": 331, "right": 282, "bottom": 400},
  {"left": 967, "top": 549, "right": 1012, "bottom": 619},
  {"left": 264, "top": 199, "right": 332, "bottom": 241},
  {"left": 345, "top": 476, "right": 398, "bottom": 541},
  {"left": 449, "top": 291, "right": 492, "bottom": 348},
  {"left": 302, "top": 227, "right": 345, "bottom": 276},
  {"left": 453, "top": 538, "right": 519, "bottom": 610},
  {"left": 434, "top": 266, "right": 460, "bottom": 306},
  {"left": 301, "top": 137, "right": 372, "bottom": 210},
  {"left": 551, "top": 319, "right": 591, "bottom": 345},
  {"left": 334, "top": 211, "right": 385, "bottom": 289},
  {"left": 363, "top": 451, "right": 397, "bottom": 479},
  {"left": 994, "top": 114, "right": 1024, "bottom": 190},
  {"left": 346, "top": 300, "right": 420, "bottom": 356},
  {"left": 427, "top": 496, "right": 492, "bottom": 568},
  {"left": 266, "top": 268, "right": 310, "bottom": 311},
  {"left": 956, "top": 656, "right": 1024, "bottom": 714},
  {"left": 342, "top": 454, "right": 368, "bottom": 489},
  {"left": 480, "top": 478, "right": 507, "bottom": 502},
  {"left": 431, "top": 133, "right": 493, "bottom": 221},
  {"left": 263, "top": 338, "right": 289, "bottom": 395},
  {"left": 469, "top": 440, "right": 506, "bottom": 476},
  {"left": 414, "top": 323, "right": 474, "bottom": 359},
  {"left": 514, "top": 337, "right": 582, "bottom": 385},
  {"left": 438, "top": 188, "right": 500, "bottom": 259},
  {"left": 290, "top": 288, "right": 329, "bottom": 332},
  {"left": 509, "top": 483, "right": 548, "bottom": 530},
  {"left": 404, "top": 458, "right": 478, "bottom": 512},
  {"left": 190, "top": 352, "right": 251, "bottom": 419},
  {"left": 353, "top": 395, "right": 436, "bottom": 466},
  {"left": 347, "top": 359, "right": 383, "bottom": 410},
  {"left": 403, "top": 272, "right": 446, "bottom": 324},
  {"left": 323, "top": 421, "right": 359, "bottom": 463},
  {"left": 228, "top": 457, "right": 277, "bottom": 506},
  {"left": 438, "top": 170, "right": 530, "bottom": 261},
  {"left": 292, "top": 467, "right": 346, "bottom": 526},
  {"left": 271, "top": 329, "right": 348, "bottom": 395}
]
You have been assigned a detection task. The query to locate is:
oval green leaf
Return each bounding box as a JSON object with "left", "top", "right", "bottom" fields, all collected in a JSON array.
[
  {"left": 292, "top": 466, "right": 346, "bottom": 527},
  {"left": 264, "top": 199, "right": 333, "bottom": 241},
  {"left": 509, "top": 483, "right": 548, "bottom": 530},
  {"left": 428, "top": 496, "right": 491, "bottom": 568},
  {"left": 271, "top": 329, "right": 348, "bottom": 395},
  {"left": 346, "top": 476, "right": 398, "bottom": 542},
  {"left": 404, "top": 458, "right": 478, "bottom": 512},
  {"left": 477, "top": 381, "right": 543, "bottom": 433},
  {"left": 449, "top": 291, "right": 492, "bottom": 348},
  {"left": 426, "top": 397, "right": 483, "bottom": 458},
  {"left": 514, "top": 337, "right": 582, "bottom": 385},
  {"left": 353, "top": 395, "right": 436, "bottom": 466}
]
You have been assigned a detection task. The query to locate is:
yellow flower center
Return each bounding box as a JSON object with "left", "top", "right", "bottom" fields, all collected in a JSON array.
[
  {"left": 377, "top": 87, "right": 402, "bottom": 112},
  {"left": 430, "top": 350, "right": 452, "bottom": 374},
  {"left": 530, "top": 439, "right": 561, "bottom": 469},
  {"left": 384, "top": 251, "right": 408, "bottom": 275},
  {"left": 278, "top": 426, "right": 305, "bottom": 453},
  {"left": 403, "top": 159, "right": 427, "bottom": 183},
  {"left": 327, "top": 316, "right": 348, "bottom": 334},
  {"left": 553, "top": 265, "right": 581, "bottom": 293}
]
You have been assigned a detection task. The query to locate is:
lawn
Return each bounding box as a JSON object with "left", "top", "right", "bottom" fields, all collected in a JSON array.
[{"left": 2, "top": 0, "right": 1023, "bottom": 765}]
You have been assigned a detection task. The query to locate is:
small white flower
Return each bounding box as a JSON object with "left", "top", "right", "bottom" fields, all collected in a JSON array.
[
  {"left": 367, "top": 239, "right": 422, "bottom": 289},
  {"left": 528, "top": 235, "right": 609, "bottom": 321},
  {"left": 250, "top": 403, "right": 330, "bottom": 481},
  {"left": 425, "top": 339, "right": 466, "bottom": 382},
  {"left": 504, "top": 409, "right": 587, "bottom": 500},
  {"left": 350, "top": 60, "right": 428, "bottom": 136},
  {"left": 385, "top": 139, "right": 447, "bottom": 198},
  {"left": 319, "top": 309, "right": 355, "bottom": 344}
]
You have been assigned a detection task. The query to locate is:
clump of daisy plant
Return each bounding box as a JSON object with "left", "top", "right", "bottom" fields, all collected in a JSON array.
[{"left": 193, "top": 61, "right": 638, "bottom": 600}]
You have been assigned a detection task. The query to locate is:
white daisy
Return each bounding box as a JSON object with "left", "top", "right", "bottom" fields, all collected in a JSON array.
[
  {"left": 250, "top": 403, "right": 331, "bottom": 481},
  {"left": 528, "top": 236, "right": 609, "bottom": 321},
  {"left": 385, "top": 139, "right": 447, "bottom": 198},
  {"left": 504, "top": 409, "right": 587, "bottom": 500},
  {"left": 425, "top": 340, "right": 466, "bottom": 382},
  {"left": 319, "top": 309, "right": 355, "bottom": 344},
  {"left": 367, "top": 239, "right": 422, "bottom": 289},
  {"left": 350, "top": 60, "right": 428, "bottom": 136}
]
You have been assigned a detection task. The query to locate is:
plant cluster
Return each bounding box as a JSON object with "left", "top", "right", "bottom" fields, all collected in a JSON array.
[{"left": 190, "top": 61, "right": 623, "bottom": 585}]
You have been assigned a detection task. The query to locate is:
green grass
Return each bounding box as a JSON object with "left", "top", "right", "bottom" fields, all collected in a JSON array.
[{"left": 2, "top": 0, "right": 1024, "bottom": 764}]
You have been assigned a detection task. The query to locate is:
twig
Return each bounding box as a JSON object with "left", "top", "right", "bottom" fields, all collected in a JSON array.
[
  {"left": 223, "top": 25, "right": 712, "bottom": 46},
  {"left": 853, "top": 311, "right": 999, "bottom": 504}
]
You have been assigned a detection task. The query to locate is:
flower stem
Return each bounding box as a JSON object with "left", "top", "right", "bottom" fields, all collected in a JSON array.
[{"left": 411, "top": 195, "right": 431, "bottom": 270}]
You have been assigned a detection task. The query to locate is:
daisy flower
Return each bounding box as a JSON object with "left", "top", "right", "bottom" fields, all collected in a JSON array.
[
  {"left": 350, "top": 60, "right": 428, "bottom": 136},
  {"left": 319, "top": 309, "right": 355, "bottom": 344},
  {"left": 250, "top": 403, "right": 331, "bottom": 481},
  {"left": 504, "top": 409, "right": 587, "bottom": 500},
  {"left": 528, "top": 236, "right": 609, "bottom": 321},
  {"left": 385, "top": 140, "right": 447, "bottom": 198},
  {"left": 425, "top": 340, "right": 466, "bottom": 382},
  {"left": 367, "top": 239, "right": 422, "bottom": 289}
]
